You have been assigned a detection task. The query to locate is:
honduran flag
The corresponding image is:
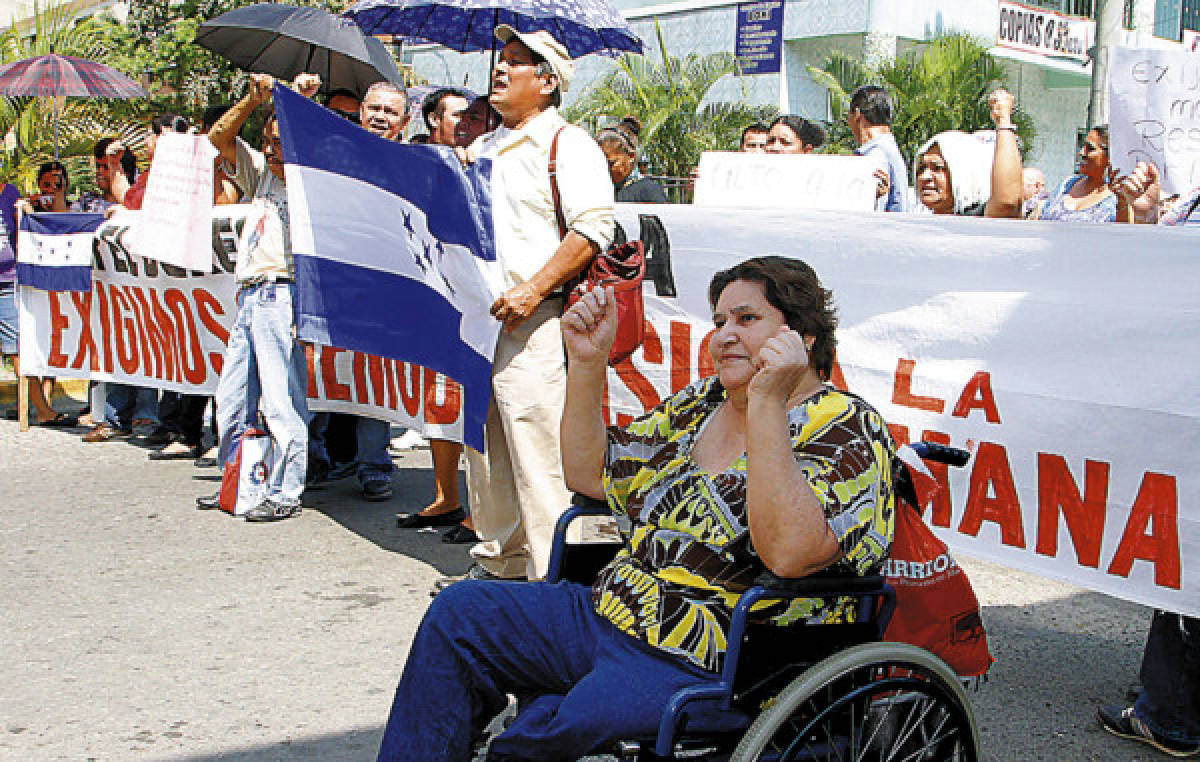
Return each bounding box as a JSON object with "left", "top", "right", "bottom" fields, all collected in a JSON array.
[
  {"left": 273, "top": 85, "right": 501, "bottom": 451},
  {"left": 17, "top": 212, "right": 105, "bottom": 292}
]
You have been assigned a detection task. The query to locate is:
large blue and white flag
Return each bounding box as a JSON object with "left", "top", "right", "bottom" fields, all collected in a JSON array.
[
  {"left": 273, "top": 85, "right": 501, "bottom": 451},
  {"left": 16, "top": 212, "right": 105, "bottom": 292}
]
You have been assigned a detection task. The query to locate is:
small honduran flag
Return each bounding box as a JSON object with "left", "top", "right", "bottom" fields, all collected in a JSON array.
[
  {"left": 16, "top": 212, "right": 104, "bottom": 292},
  {"left": 273, "top": 84, "right": 502, "bottom": 451}
]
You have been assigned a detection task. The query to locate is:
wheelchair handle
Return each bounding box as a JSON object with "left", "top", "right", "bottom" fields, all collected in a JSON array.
[{"left": 910, "top": 441, "right": 970, "bottom": 467}]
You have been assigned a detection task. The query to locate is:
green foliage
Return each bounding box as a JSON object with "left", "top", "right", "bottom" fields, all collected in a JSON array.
[
  {"left": 566, "top": 23, "right": 777, "bottom": 182},
  {"left": 87, "top": 0, "right": 344, "bottom": 116},
  {"left": 808, "top": 33, "right": 1037, "bottom": 166},
  {"left": 0, "top": 2, "right": 146, "bottom": 192}
]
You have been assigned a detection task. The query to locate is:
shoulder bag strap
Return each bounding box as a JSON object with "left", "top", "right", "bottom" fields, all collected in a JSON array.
[{"left": 548, "top": 126, "right": 568, "bottom": 241}]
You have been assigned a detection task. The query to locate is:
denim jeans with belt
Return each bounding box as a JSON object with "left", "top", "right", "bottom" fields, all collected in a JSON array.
[
  {"left": 215, "top": 281, "right": 308, "bottom": 507},
  {"left": 1136, "top": 611, "right": 1200, "bottom": 745}
]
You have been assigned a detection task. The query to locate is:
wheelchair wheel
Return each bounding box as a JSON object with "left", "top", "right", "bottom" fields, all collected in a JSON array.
[{"left": 730, "top": 642, "right": 978, "bottom": 762}]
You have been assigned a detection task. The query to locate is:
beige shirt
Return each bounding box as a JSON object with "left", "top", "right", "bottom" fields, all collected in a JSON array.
[
  {"left": 232, "top": 137, "right": 293, "bottom": 284},
  {"left": 471, "top": 107, "right": 614, "bottom": 290}
]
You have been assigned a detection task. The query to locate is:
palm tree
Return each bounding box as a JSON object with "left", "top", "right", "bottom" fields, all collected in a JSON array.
[
  {"left": 0, "top": 2, "right": 146, "bottom": 192},
  {"left": 566, "top": 23, "right": 777, "bottom": 185},
  {"left": 808, "top": 33, "right": 1037, "bottom": 167}
]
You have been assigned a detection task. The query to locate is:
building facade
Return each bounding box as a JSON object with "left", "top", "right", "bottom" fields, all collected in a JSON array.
[{"left": 407, "top": 0, "right": 1200, "bottom": 188}]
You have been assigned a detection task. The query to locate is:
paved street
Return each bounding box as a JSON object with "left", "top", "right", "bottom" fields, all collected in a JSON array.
[{"left": 0, "top": 417, "right": 1161, "bottom": 761}]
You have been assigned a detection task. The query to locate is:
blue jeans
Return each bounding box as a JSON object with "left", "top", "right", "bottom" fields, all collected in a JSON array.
[
  {"left": 308, "top": 411, "right": 332, "bottom": 465},
  {"left": 215, "top": 282, "right": 308, "bottom": 507},
  {"left": 356, "top": 417, "right": 393, "bottom": 484},
  {"left": 0, "top": 282, "right": 16, "bottom": 355},
  {"left": 104, "top": 384, "right": 158, "bottom": 430},
  {"left": 307, "top": 414, "right": 393, "bottom": 485},
  {"left": 376, "top": 581, "right": 738, "bottom": 762},
  {"left": 1136, "top": 611, "right": 1200, "bottom": 745}
]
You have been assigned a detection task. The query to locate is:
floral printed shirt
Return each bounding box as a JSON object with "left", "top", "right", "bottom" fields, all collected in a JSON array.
[{"left": 592, "top": 377, "right": 896, "bottom": 673}]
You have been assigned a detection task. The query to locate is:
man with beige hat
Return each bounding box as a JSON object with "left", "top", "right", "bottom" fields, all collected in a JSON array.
[{"left": 438, "top": 24, "right": 614, "bottom": 585}]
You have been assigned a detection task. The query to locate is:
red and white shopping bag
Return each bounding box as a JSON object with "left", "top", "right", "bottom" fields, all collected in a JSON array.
[{"left": 218, "top": 427, "right": 272, "bottom": 516}]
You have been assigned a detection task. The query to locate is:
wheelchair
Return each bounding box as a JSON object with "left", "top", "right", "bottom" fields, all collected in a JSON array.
[{"left": 532, "top": 441, "right": 980, "bottom": 762}]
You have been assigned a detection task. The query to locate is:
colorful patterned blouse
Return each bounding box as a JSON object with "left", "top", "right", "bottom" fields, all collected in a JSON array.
[{"left": 592, "top": 377, "right": 896, "bottom": 673}]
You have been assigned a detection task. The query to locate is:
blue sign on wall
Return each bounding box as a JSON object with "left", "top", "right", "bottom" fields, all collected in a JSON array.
[{"left": 735, "top": 1, "right": 785, "bottom": 75}]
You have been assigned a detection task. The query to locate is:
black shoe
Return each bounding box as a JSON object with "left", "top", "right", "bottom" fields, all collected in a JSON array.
[
  {"left": 362, "top": 479, "right": 394, "bottom": 502},
  {"left": 442, "top": 524, "right": 480, "bottom": 544},
  {"left": 305, "top": 458, "right": 332, "bottom": 490},
  {"left": 244, "top": 499, "right": 301, "bottom": 522},
  {"left": 1098, "top": 705, "right": 1200, "bottom": 758},
  {"left": 142, "top": 427, "right": 174, "bottom": 446},
  {"left": 327, "top": 461, "right": 358, "bottom": 481},
  {"left": 195, "top": 493, "right": 220, "bottom": 511},
  {"left": 149, "top": 444, "right": 203, "bottom": 461},
  {"left": 396, "top": 507, "right": 466, "bottom": 529}
]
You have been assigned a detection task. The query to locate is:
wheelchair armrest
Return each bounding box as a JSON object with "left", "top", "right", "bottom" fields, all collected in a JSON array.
[
  {"left": 751, "top": 571, "right": 890, "bottom": 598},
  {"left": 544, "top": 494, "right": 617, "bottom": 584}
]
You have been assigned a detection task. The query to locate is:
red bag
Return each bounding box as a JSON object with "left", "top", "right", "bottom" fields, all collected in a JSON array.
[
  {"left": 549, "top": 128, "right": 646, "bottom": 365},
  {"left": 883, "top": 451, "right": 994, "bottom": 678},
  {"left": 564, "top": 240, "right": 645, "bottom": 365}
]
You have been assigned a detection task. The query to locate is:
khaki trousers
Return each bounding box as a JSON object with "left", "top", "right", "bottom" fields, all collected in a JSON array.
[{"left": 467, "top": 301, "right": 571, "bottom": 579}]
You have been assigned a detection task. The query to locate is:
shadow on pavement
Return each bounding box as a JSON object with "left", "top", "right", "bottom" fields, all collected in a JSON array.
[
  {"left": 160, "top": 726, "right": 382, "bottom": 761},
  {"left": 972, "top": 589, "right": 1149, "bottom": 761},
  {"left": 307, "top": 456, "right": 475, "bottom": 578}
]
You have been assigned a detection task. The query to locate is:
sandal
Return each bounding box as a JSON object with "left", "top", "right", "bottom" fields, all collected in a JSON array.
[
  {"left": 82, "top": 423, "right": 128, "bottom": 442},
  {"left": 37, "top": 412, "right": 79, "bottom": 428}
]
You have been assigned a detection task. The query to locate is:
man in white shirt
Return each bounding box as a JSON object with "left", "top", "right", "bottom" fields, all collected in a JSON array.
[
  {"left": 445, "top": 25, "right": 614, "bottom": 583},
  {"left": 204, "top": 73, "right": 317, "bottom": 522}
]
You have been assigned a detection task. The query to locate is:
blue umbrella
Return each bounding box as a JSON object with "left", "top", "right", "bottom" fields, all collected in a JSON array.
[{"left": 342, "top": 0, "right": 643, "bottom": 58}]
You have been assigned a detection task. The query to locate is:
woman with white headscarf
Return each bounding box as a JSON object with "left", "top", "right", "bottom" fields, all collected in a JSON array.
[{"left": 913, "top": 89, "right": 1023, "bottom": 218}]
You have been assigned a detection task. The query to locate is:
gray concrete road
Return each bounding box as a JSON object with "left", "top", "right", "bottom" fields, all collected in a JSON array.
[{"left": 0, "top": 418, "right": 1161, "bottom": 761}]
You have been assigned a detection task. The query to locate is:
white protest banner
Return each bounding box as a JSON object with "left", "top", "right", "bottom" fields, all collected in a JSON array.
[
  {"left": 135, "top": 133, "right": 218, "bottom": 270},
  {"left": 692, "top": 151, "right": 876, "bottom": 211},
  {"left": 609, "top": 203, "right": 1199, "bottom": 617},
  {"left": 18, "top": 215, "right": 236, "bottom": 395},
  {"left": 17, "top": 205, "right": 468, "bottom": 441},
  {"left": 1110, "top": 46, "right": 1200, "bottom": 194},
  {"left": 996, "top": 0, "right": 1093, "bottom": 63}
]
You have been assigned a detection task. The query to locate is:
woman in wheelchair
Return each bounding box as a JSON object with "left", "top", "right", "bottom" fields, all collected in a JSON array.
[{"left": 376, "top": 257, "right": 897, "bottom": 762}]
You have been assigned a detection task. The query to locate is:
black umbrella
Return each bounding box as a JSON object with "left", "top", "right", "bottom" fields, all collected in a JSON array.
[{"left": 195, "top": 3, "right": 403, "bottom": 98}]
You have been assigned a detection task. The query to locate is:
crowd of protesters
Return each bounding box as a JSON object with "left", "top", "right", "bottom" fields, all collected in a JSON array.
[{"left": 0, "top": 20, "right": 1195, "bottom": 761}]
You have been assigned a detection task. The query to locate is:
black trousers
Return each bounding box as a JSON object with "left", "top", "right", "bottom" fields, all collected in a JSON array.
[{"left": 157, "top": 392, "right": 210, "bottom": 448}]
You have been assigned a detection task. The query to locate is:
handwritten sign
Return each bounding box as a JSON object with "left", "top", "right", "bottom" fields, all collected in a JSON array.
[
  {"left": 735, "top": 1, "right": 784, "bottom": 75},
  {"left": 996, "top": 0, "right": 1093, "bottom": 63},
  {"left": 136, "top": 133, "right": 217, "bottom": 271},
  {"left": 692, "top": 151, "right": 877, "bottom": 211},
  {"left": 1110, "top": 46, "right": 1200, "bottom": 195}
]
